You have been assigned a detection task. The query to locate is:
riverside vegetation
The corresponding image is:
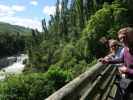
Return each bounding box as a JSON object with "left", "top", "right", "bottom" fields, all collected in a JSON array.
[{"left": 0, "top": 0, "right": 133, "bottom": 99}]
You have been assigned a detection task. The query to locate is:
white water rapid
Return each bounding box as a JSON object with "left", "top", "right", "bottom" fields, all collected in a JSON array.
[{"left": 0, "top": 54, "right": 28, "bottom": 80}]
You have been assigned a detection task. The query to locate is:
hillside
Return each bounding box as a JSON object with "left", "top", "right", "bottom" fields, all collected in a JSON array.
[
  {"left": 0, "top": 22, "right": 32, "bottom": 36},
  {"left": 1, "top": 0, "right": 133, "bottom": 99}
]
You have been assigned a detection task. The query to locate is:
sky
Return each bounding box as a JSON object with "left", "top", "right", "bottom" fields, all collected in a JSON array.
[{"left": 0, "top": 0, "right": 58, "bottom": 31}]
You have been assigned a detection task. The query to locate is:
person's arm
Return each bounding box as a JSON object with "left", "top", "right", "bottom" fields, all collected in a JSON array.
[
  {"left": 108, "top": 57, "right": 123, "bottom": 64},
  {"left": 119, "top": 66, "right": 133, "bottom": 75},
  {"left": 101, "top": 48, "right": 124, "bottom": 64},
  {"left": 99, "top": 56, "right": 123, "bottom": 64}
]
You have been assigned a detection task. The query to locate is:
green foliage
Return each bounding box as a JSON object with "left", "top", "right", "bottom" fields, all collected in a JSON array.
[
  {"left": 61, "top": 44, "right": 78, "bottom": 62},
  {"left": 83, "top": 4, "right": 113, "bottom": 38},
  {"left": 47, "top": 66, "right": 72, "bottom": 89},
  {"left": 79, "top": 2, "right": 129, "bottom": 58},
  {"left": 76, "top": 37, "right": 94, "bottom": 61},
  {"left": 0, "top": 67, "right": 72, "bottom": 100},
  {"left": 79, "top": 5, "right": 112, "bottom": 58},
  {"left": 26, "top": 40, "right": 63, "bottom": 72},
  {"left": 26, "top": 0, "right": 132, "bottom": 77},
  {"left": 70, "top": 60, "right": 88, "bottom": 77},
  {"left": 25, "top": 0, "right": 133, "bottom": 81},
  {"left": 0, "top": 33, "right": 27, "bottom": 57},
  {"left": 0, "top": 73, "right": 53, "bottom": 100},
  {"left": 0, "top": 22, "right": 33, "bottom": 58},
  {"left": 2, "top": 0, "right": 133, "bottom": 98}
]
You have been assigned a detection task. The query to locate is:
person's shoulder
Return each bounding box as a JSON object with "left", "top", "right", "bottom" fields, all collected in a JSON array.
[
  {"left": 117, "top": 47, "right": 124, "bottom": 54},
  {"left": 120, "top": 47, "right": 125, "bottom": 52},
  {"left": 115, "top": 47, "right": 124, "bottom": 58}
]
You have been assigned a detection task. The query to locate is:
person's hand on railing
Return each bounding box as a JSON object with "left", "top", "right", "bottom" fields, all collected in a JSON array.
[
  {"left": 118, "top": 65, "right": 128, "bottom": 78},
  {"left": 98, "top": 58, "right": 109, "bottom": 64},
  {"left": 118, "top": 65, "right": 128, "bottom": 74}
]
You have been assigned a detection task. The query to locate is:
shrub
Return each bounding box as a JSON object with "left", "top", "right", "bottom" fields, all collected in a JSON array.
[{"left": 0, "top": 67, "right": 72, "bottom": 100}]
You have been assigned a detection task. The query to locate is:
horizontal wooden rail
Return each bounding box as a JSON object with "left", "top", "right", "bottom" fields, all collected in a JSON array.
[{"left": 46, "top": 63, "right": 117, "bottom": 100}]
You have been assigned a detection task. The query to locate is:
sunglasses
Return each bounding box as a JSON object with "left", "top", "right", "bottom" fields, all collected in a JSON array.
[{"left": 110, "top": 44, "right": 118, "bottom": 48}]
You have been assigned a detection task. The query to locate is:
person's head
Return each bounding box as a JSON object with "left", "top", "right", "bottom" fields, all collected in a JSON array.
[
  {"left": 99, "top": 36, "right": 112, "bottom": 50},
  {"left": 99, "top": 37, "right": 107, "bottom": 43},
  {"left": 117, "top": 28, "right": 128, "bottom": 45},
  {"left": 109, "top": 39, "right": 119, "bottom": 53},
  {"left": 118, "top": 27, "right": 133, "bottom": 54}
]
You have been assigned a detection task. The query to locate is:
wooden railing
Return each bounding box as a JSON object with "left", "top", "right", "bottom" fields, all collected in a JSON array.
[{"left": 46, "top": 62, "right": 117, "bottom": 100}]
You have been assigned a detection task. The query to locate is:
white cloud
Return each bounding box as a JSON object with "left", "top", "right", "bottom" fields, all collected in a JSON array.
[
  {"left": 0, "top": 16, "right": 42, "bottom": 31},
  {"left": 43, "top": 6, "right": 56, "bottom": 16},
  {"left": 0, "top": 5, "right": 15, "bottom": 16},
  {"left": 43, "top": 4, "right": 62, "bottom": 16},
  {"left": 0, "top": 4, "right": 26, "bottom": 17},
  {"left": 30, "top": 1, "right": 38, "bottom": 6},
  {"left": 59, "top": 0, "right": 63, "bottom": 3},
  {"left": 12, "top": 5, "right": 26, "bottom": 12},
  {"left": 0, "top": 4, "right": 42, "bottom": 31}
]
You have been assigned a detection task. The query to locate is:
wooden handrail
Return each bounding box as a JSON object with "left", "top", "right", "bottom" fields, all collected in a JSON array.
[{"left": 46, "top": 63, "right": 117, "bottom": 100}]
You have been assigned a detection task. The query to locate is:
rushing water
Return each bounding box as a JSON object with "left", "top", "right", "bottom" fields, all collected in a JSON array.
[{"left": 0, "top": 54, "right": 28, "bottom": 80}]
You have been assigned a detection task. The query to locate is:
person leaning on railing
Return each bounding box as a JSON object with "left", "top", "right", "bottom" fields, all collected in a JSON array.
[
  {"left": 101, "top": 27, "right": 133, "bottom": 77},
  {"left": 102, "top": 39, "right": 123, "bottom": 61},
  {"left": 99, "top": 36, "right": 124, "bottom": 65},
  {"left": 99, "top": 38, "right": 124, "bottom": 79},
  {"left": 100, "top": 27, "right": 133, "bottom": 99}
]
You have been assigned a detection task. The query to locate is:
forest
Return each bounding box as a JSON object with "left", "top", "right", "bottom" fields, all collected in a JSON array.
[{"left": 0, "top": 0, "right": 133, "bottom": 99}]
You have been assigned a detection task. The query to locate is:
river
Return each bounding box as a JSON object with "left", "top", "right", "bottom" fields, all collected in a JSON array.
[{"left": 0, "top": 54, "right": 28, "bottom": 80}]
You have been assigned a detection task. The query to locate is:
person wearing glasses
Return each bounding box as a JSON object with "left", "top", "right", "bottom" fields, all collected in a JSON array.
[{"left": 103, "top": 39, "right": 123, "bottom": 61}]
